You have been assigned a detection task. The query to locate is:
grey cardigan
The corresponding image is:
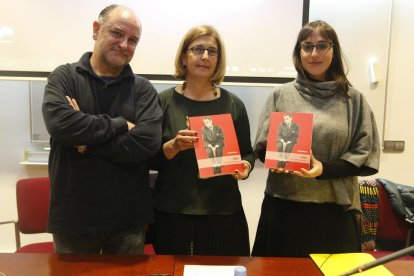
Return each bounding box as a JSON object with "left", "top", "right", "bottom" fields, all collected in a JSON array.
[{"left": 254, "top": 76, "right": 380, "bottom": 211}]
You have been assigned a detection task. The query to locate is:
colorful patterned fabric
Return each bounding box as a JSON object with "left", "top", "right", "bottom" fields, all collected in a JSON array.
[{"left": 359, "top": 179, "right": 380, "bottom": 251}]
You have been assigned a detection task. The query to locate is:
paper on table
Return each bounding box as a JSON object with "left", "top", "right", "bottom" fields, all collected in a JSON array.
[
  {"left": 183, "top": 265, "right": 237, "bottom": 276},
  {"left": 310, "top": 253, "right": 393, "bottom": 276}
]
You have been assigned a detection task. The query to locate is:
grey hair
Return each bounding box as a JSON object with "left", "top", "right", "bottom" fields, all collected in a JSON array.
[
  {"left": 98, "top": 4, "right": 119, "bottom": 24},
  {"left": 97, "top": 4, "right": 142, "bottom": 39}
]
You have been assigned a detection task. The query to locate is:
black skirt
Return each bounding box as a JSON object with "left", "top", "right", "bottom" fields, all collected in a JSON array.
[
  {"left": 149, "top": 209, "right": 250, "bottom": 256},
  {"left": 252, "top": 194, "right": 361, "bottom": 257}
]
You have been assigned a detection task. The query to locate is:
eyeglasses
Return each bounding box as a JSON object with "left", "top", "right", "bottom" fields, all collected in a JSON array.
[
  {"left": 187, "top": 45, "right": 219, "bottom": 57},
  {"left": 299, "top": 41, "right": 333, "bottom": 54}
]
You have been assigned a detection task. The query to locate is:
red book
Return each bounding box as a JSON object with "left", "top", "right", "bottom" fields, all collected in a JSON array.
[
  {"left": 188, "top": 114, "right": 243, "bottom": 178},
  {"left": 265, "top": 112, "right": 313, "bottom": 171}
]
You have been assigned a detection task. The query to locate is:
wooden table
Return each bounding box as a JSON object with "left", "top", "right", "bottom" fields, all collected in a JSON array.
[
  {"left": 0, "top": 253, "right": 175, "bottom": 276},
  {"left": 174, "top": 255, "right": 321, "bottom": 275},
  {"left": 0, "top": 253, "right": 413, "bottom": 275}
]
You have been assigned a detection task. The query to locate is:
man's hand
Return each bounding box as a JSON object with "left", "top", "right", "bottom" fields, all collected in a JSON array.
[
  {"left": 127, "top": 121, "right": 135, "bottom": 130},
  {"left": 66, "top": 96, "right": 80, "bottom": 111},
  {"left": 66, "top": 96, "right": 87, "bottom": 154}
]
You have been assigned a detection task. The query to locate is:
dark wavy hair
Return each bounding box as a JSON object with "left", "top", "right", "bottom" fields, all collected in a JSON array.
[{"left": 293, "top": 20, "right": 351, "bottom": 96}]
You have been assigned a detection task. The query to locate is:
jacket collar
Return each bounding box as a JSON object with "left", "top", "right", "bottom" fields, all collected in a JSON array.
[{"left": 75, "top": 52, "right": 134, "bottom": 80}]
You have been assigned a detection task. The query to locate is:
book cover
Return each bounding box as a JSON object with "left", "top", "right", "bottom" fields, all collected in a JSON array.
[
  {"left": 188, "top": 114, "right": 243, "bottom": 178},
  {"left": 265, "top": 112, "right": 313, "bottom": 171}
]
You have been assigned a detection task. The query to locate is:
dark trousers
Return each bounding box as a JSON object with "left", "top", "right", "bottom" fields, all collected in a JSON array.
[{"left": 53, "top": 227, "right": 146, "bottom": 254}]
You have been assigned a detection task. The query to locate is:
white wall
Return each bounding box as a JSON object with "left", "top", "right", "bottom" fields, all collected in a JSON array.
[
  {"left": 379, "top": 0, "right": 414, "bottom": 183},
  {"left": 1, "top": 0, "right": 414, "bottom": 253},
  {"left": 310, "top": 0, "right": 392, "bottom": 136},
  {"left": 0, "top": 80, "right": 51, "bottom": 252},
  {"left": 308, "top": 0, "right": 414, "bottom": 185}
]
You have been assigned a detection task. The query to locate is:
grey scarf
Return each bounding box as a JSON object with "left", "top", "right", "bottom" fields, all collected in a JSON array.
[{"left": 293, "top": 74, "right": 339, "bottom": 99}]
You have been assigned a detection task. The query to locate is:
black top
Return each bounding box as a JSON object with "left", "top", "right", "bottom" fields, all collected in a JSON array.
[
  {"left": 150, "top": 87, "right": 254, "bottom": 215},
  {"left": 42, "top": 52, "right": 163, "bottom": 234}
]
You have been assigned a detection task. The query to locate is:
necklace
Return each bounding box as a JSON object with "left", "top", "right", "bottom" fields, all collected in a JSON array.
[
  {"left": 177, "top": 82, "right": 221, "bottom": 128},
  {"left": 181, "top": 82, "right": 218, "bottom": 98}
]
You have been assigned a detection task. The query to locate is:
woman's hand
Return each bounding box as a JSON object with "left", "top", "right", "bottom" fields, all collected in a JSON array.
[
  {"left": 270, "top": 167, "right": 289, "bottom": 174},
  {"left": 163, "top": 129, "right": 198, "bottom": 159},
  {"left": 291, "top": 152, "right": 323, "bottom": 178},
  {"left": 233, "top": 160, "right": 251, "bottom": 180}
]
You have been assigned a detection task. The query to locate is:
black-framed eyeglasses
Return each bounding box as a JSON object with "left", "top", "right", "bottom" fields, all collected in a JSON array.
[
  {"left": 187, "top": 45, "right": 219, "bottom": 57},
  {"left": 299, "top": 41, "right": 333, "bottom": 54}
]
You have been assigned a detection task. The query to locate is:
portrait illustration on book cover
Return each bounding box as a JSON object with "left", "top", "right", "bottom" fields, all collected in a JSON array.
[
  {"left": 188, "top": 114, "right": 243, "bottom": 178},
  {"left": 265, "top": 112, "right": 313, "bottom": 171}
]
